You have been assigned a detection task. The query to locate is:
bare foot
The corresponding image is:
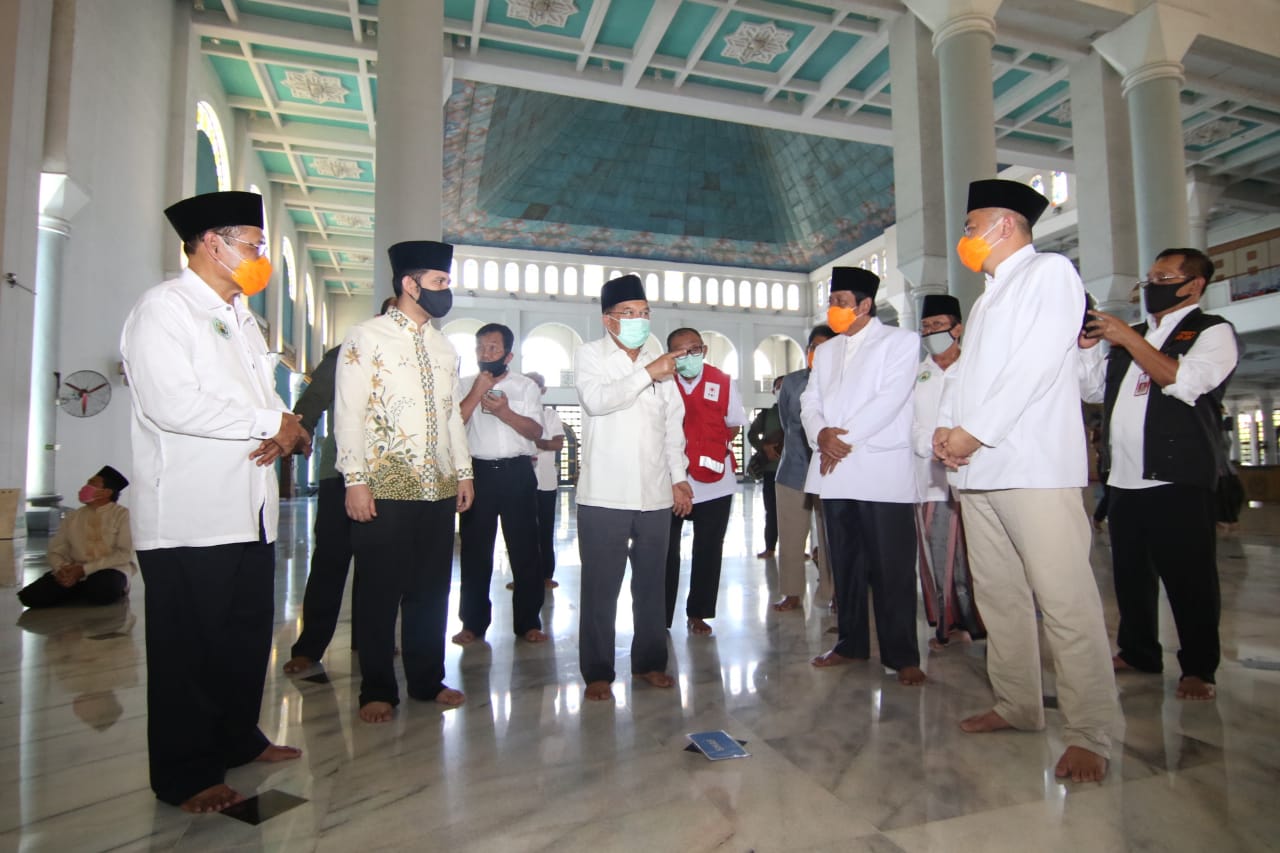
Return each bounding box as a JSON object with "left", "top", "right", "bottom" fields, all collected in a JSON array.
[
  {"left": 811, "top": 649, "right": 859, "bottom": 668},
  {"left": 522, "top": 628, "right": 549, "bottom": 643},
  {"left": 687, "top": 618, "right": 713, "bottom": 636},
  {"left": 451, "top": 629, "right": 481, "bottom": 646},
  {"left": 180, "top": 783, "right": 244, "bottom": 814},
  {"left": 959, "top": 709, "right": 1014, "bottom": 733},
  {"left": 1054, "top": 745, "right": 1108, "bottom": 782},
  {"left": 505, "top": 581, "right": 514, "bottom": 590},
  {"left": 1112, "top": 654, "right": 1134, "bottom": 672},
  {"left": 359, "top": 701, "right": 395, "bottom": 723},
  {"left": 584, "top": 680, "right": 613, "bottom": 701},
  {"left": 772, "top": 595, "right": 801, "bottom": 612},
  {"left": 1176, "top": 676, "right": 1216, "bottom": 701},
  {"left": 756, "top": 549, "right": 774, "bottom": 558},
  {"left": 635, "top": 671, "right": 675, "bottom": 689},
  {"left": 255, "top": 744, "right": 302, "bottom": 762},
  {"left": 544, "top": 579, "right": 559, "bottom": 589},
  {"left": 282, "top": 656, "right": 315, "bottom": 675},
  {"left": 928, "top": 637, "right": 950, "bottom": 652},
  {"left": 897, "top": 666, "right": 927, "bottom": 686},
  {"left": 435, "top": 687, "right": 465, "bottom": 707}
]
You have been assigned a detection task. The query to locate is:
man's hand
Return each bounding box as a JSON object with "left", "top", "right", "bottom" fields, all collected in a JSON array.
[
  {"left": 672, "top": 481, "right": 693, "bottom": 517},
  {"left": 817, "top": 427, "right": 851, "bottom": 459},
  {"left": 1083, "top": 309, "right": 1139, "bottom": 350},
  {"left": 934, "top": 426, "right": 981, "bottom": 470},
  {"left": 345, "top": 483, "right": 376, "bottom": 522},
  {"left": 645, "top": 352, "right": 679, "bottom": 383},
  {"left": 479, "top": 390, "right": 511, "bottom": 416},
  {"left": 252, "top": 413, "right": 310, "bottom": 465},
  {"left": 764, "top": 442, "right": 782, "bottom": 461},
  {"left": 457, "top": 478, "right": 474, "bottom": 512},
  {"left": 54, "top": 564, "right": 85, "bottom": 587}
]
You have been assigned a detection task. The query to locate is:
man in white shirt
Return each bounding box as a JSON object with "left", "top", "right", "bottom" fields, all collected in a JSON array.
[
  {"left": 18, "top": 466, "right": 134, "bottom": 608},
  {"left": 912, "top": 295, "right": 983, "bottom": 650},
  {"left": 121, "top": 191, "right": 309, "bottom": 813},
  {"left": 525, "top": 372, "right": 565, "bottom": 588},
  {"left": 801, "top": 267, "right": 925, "bottom": 686},
  {"left": 335, "top": 240, "right": 474, "bottom": 723},
  {"left": 663, "top": 328, "right": 748, "bottom": 636},
  {"left": 934, "top": 179, "right": 1115, "bottom": 783},
  {"left": 454, "top": 323, "right": 548, "bottom": 646},
  {"left": 575, "top": 274, "right": 692, "bottom": 702},
  {"left": 1079, "top": 247, "right": 1238, "bottom": 702}
]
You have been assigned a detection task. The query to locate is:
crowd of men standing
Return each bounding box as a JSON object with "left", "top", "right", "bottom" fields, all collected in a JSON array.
[{"left": 104, "top": 177, "right": 1237, "bottom": 812}]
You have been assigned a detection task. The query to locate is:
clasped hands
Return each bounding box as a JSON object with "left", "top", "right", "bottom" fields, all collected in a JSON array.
[
  {"left": 932, "top": 426, "right": 981, "bottom": 471},
  {"left": 250, "top": 413, "right": 312, "bottom": 466}
]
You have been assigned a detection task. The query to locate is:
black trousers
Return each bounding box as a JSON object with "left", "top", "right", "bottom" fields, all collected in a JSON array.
[
  {"left": 291, "top": 477, "right": 356, "bottom": 661},
  {"left": 18, "top": 567, "right": 128, "bottom": 607},
  {"left": 665, "top": 494, "right": 733, "bottom": 626},
  {"left": 139, "top": 540, "right": 274, "bottom": 805},
  {"left": 1108, "top": 484, "right": 1220, "bottom": 682},
  {"left": 459, "top": 459, "right": 544, "bottom": 636},
  {"left": 535, "top": 488, "right": 558, "bottom": 580},
  {"left": 761, "top": 472, "right": 778, "bottom": 551},
  {"left": 823, "top": 499, "right": 920, "bottom": 670},
  {"left": 352, "top": 498, "right": 456, "bottom": 706}
]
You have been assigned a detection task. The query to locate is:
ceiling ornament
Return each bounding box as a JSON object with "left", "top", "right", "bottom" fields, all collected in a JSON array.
[
  {"left": 331, "top": 213, "right": 374, "bottom": 229},
  {"left": 1047, "top": 101, "right": 1072, "bottom": 124},
  {"left": 506, "top": 0, "right": 579, "bottom": 29},
  {"left": 310, "top": 157, "right": 365, "bottom": 179},
  {"left": 1184, "top": 118, "right": 1246, "bottom": 148},
  {"left": 281, "top": 69, "right": 351, "bottom": 105},
  {"left": 722, "top": 20, "right": 794, "bottom": 66}
]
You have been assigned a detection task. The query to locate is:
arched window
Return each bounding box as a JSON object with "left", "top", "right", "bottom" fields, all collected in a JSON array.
[
  {"left": 504, "top": 262, "right": 520, "bottom": 292},
  {"left": 688, "top": 276, "right": 702, "bottom": 304},
  {"left": 281, "top": 236, "right": 297, "bottom": 348},
  {"left": 786, "top": 283, "right": 799, "bottom": 311},
  {"left": 544, "top": 265, "right": 559, "bottom": 295},
  {"left": 195, "top": 101, "right": 230, "bottom": 192},
  {"left": 522, "top": 337, "right": 571, "bottom": 386},
  {"left": 564, "top": 266, "right": 579, "bottom": 296},
  {"left": 321, "top": 300, "right": 329, "bottom": 348},
  {"left": 739, "top": 280, "right": 752, "bottom": 307},
  {"left": 644, "top": 273, "right": 660, "bottom": 301},
  {"left": 870, "top": 255, "right": 879, "bottom": 275},
  {"left": 706, "top": 278, "right": 719, "bottom": 306},
  {"left": 583, "top": 265, "right": 603, "bottom": 298},
  {"left": 1029, "top": 173, "right": 1045, "bottom": 197},
  {"left": 462, "top": 258, "right": 479, "bottom": 290},
  {"left": 722, "top": 278, "right": 735, "bottom": 307},
  {"left": 609, "top": 270, "right": 624, "bottom": 283},
  {"left": 755, "top": 281, "right": 768, "bottom": 308},
  {"left": 305, "top": 273, "right": 316, "bottom": 326},
  {"left": 770, "top": 283, "right": 784, "bottom": 310},
  {"left": 483, "top": 260, "right": 499, "bottom": 291},
  {"left": 664, "top": 271, "right": 684, "bottom": 302},
  {"left": 246, "top": 184, "right": 268, "bottom": 317},
  {"left": 1051, "top": 170, "right": 1069, "bottom": 206},
  {"left": 524, "top": 263, "right": 540, "bottom": 293}
]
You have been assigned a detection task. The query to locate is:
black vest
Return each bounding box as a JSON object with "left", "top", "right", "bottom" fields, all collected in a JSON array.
[{"left": 1099, "top": 309, "right": 1234, "bottom": 490}]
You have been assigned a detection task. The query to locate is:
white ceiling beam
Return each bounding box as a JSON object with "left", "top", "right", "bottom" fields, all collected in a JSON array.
[
  {"left": 992, "top": 62, "right": 1070, "bottom": 120},
  {"left": 764, "top": 10, "right": 845, "bottom": 101},
  {"left": 621, "top": 0, "right": 682, "bottom": 87},
  {"left": 280, "top": 187, "right": 376, "bottom": 213},
  {"left": 222, "top": 0, "right": 240, "bottom": 25},
  {"left": 674, "top": 3, "right": 734, "bottom": 88},
  {"left": 577, "top": 0, "right": 613, "bottom": 72},
  {"left": 801, "top": 27, "right": 888, "bottom": 119},
  {"left": 192, "top": 10, "right": 376, "bottom": 62},
  {"left": 245, "top": 117, "right": 374, "bottom": 154},
  {"left": 226, "top": 95, "right": 368, "bottom": 126},
  {"left": 1209, "top": 132, "right": 1280, "bottom": 176},
  {"left": 470, "top": 0, "right": 488, "bottom": 56}
]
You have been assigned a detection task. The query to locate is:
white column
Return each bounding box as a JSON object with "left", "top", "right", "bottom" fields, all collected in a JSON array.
[
  {"left": 1259, "top": 396, "right": 1276, "bottom": 466},
  {"left": 1247, "top": 408, "right": 1261, "bottom": 466},
  {"left": 1186, "top": 168, "right": 1227, "bottom": 251},
  {"left": 374, "top": 0, "right": 445, "bottom": 294}
]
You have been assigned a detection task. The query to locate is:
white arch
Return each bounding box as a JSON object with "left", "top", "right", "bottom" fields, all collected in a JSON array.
[
  {"left": 524, "top": 263, "right": 540, "bottom": 294},
  {"left": 523, "top": 322, "right": 585, "bottom": 386},
  {"left": 482, "top": 260, "right": 499, "bottom": 291},
  {"left": 753, "top": 334, "right": 804, "bottom": 388},
  {"left": 700, "top": 330, "right": 738, "bottom": 379},
  {"left": 196, "top": 101, "right": 231, "bottom": 191},
  {"left": 462, "top": 258, "right": 479, "bottom": 290}
]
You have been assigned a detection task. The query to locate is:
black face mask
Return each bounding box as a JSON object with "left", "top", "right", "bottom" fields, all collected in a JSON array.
[
  {"left": 1143, "top": 281, "right": 1189, "bottom": 315},
  {"left": 478, "top": 357, "right": 508, "bottom": 377},
  {"left": 416, "top": 286, "right": 453, "bottom": 319}
]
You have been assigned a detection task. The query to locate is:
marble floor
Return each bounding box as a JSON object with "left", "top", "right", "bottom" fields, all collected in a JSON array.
[{"left": 1, "top": 486, "right": 1278, "bottom": 852}]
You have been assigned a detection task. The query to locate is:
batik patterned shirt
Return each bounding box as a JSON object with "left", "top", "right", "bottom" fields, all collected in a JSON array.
[{"left": 335, "top": 307, "right": 472, "bottom": 500}]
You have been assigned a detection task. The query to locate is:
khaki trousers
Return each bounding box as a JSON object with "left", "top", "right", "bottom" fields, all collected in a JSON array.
[
  {"left": 776, "top": 483, "right": 832, "bottom": 599},
  {"left": 957, "top": 487, "right": 1116, "bottom": 757}
]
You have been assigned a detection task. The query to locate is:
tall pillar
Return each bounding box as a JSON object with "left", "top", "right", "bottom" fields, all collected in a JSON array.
[
  {"left": 1247, "top": 407, "right": 1260, "bottom": 466},
  {"left": 905, "top": 0, "right": 1002, "bottom": 316},
  {"left": 1224, "top": 402, "right": 1239, "bottom": 463},
  {"left": 889, "top": 11, "right": 948, "bottom": 329},
  {"left": 1260, "top": 396, "right": 1276, "bottom": 466},
  {"left": 1186, "top": 168, "right": 1226, "bottom": 251},
  {"left": 1070, "top": 52, "right": 1140, "bottom": 319},
  {"left": 1093, "top": 4, "right": 1204, "bottom": 267},
  {"left": 374, "top": 0, "right": 445, "bottom": 295}
]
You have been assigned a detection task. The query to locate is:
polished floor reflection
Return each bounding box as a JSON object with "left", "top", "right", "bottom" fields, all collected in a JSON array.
[{"left": 2, "top": 487, "right": 1278, "bottom": 851}]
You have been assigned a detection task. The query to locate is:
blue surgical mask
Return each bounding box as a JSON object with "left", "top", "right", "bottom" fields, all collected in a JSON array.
[
  {"left": 675, "top": 352, "right": 704, "bottom": 379},
  {"left": 613, "top": 317, "right": 650, "bottom": 349}
]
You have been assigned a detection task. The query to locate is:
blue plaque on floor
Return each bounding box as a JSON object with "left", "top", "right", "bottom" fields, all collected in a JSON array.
[
  {"left": 687, "top": 730, "right": 750, "bottom": 761},
  {"left": 220, "top": 790, "right": 307, "bottom": 825}
]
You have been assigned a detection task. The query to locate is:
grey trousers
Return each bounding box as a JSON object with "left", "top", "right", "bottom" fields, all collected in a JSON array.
[{"left": 577, "top": 504, "right": 671, "bottom": 684}]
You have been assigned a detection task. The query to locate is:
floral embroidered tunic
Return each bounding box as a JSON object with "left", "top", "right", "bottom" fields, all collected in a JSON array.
[{"left": 334, "top": 307, "right": 473, "bottom": 500}]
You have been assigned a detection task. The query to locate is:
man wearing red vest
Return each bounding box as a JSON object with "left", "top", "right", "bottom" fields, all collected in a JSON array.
[{"left": 664, "top": 328, "right": 749, "bottom": 636}]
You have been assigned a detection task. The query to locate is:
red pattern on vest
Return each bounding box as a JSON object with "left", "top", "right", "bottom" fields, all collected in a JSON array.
[{"left": 677, "top": 364, "right": 737, "bottom": 483}]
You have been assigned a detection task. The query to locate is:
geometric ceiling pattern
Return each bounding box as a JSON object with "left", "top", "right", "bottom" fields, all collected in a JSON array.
[{"left": 193, "top": 0, "right": 1280, "bottom": 292}]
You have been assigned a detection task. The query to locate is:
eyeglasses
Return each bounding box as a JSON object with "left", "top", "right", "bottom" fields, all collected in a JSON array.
[
  {"left": 608, "top": 309, "right": 651, "bottom": 319},
  {"left": 224, "top": 235, "right": 269, "bottom": 258},
  {"left": 1137, "top": 275, "right": 1190, "bottom": 288},
  {"left": 920, "top": 322, "right": 955, "bottom": 335},
  {"left": 680, "top": 345, "right": 707, "bottom": 356}
]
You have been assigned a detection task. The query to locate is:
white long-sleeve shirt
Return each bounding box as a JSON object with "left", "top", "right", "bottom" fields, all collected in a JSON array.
[
  {"left": 574, "top": 335, "right": 687, "bottom": 511},
  {"left": 48, "top": 502, "right": 136, "bottom": 575},
  {"left": 121, "top": 269, "right": 289, "bottom": 549},
  {"left": 938, "top": 244, "right": 1089, "bottom": 490},
  {"left": 912, "top": 355, "right": 958, "bottom": 503},
  {"left": 1078, "top": 303, "right": 1238, "bottom": 489}
]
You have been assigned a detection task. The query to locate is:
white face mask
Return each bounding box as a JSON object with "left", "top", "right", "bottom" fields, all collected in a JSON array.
[{"left": 923, "top": 328, "right": 956, "bottom": 356}]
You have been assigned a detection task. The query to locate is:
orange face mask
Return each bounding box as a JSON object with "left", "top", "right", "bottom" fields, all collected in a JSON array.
[
  {"left": 826, "top": 304, "right": 857, "bottom": 334},
  {"left": 216, "top": 236, "right": 273, "bottom": 296},
  {"left": 956, "top": 220, "right": 1004, "bottom": 274}
]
